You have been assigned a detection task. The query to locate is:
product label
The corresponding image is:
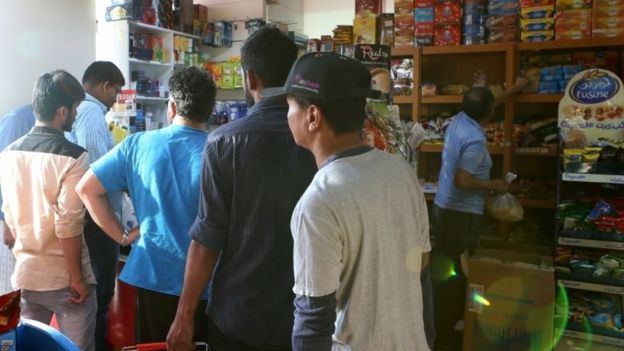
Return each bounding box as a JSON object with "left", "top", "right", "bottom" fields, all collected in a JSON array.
[{"left": 570, "top": 71, "right": 620, "bottom": 104}]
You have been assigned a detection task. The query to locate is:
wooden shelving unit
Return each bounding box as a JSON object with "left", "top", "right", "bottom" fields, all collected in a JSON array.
[{"left": 395, "top": 39, "right": 624, "bottom": 248}]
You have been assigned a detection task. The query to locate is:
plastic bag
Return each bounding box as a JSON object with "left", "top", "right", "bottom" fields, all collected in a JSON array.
[
  {"left": 485, "top": 172, "right": 524, "bottom": 222},
  {"left": 486, "top": 193, "right": 524, "bottom": 222}
]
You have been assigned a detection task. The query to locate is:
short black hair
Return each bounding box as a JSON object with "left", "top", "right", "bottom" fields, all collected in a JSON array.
[
  {"left": 32, "top": 70, "right": 85, "bottom": 122},
  {"left": 461, "top": 87, "right": 494, "bottom": 121},
  {"left": 289, "top": 95, "right": 366, "bottom": 135},
  {"left": 241, "top": 25, "right": 297, "bottom": 88},
  {"left": 169, "top": 66, "right": 216, "bottom": 122},
  {"left": 82, "top": 61, "right": 125, "bottom": 86}
]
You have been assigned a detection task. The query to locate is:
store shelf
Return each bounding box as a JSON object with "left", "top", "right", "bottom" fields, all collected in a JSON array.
[
  {"left": 129, "top": 21, "right": 201, "bottom": 40},
  {"left": 562, "top": 173, "right": 624, "bottom": 184},
  {"left": 422, "top": 42, "right": 510, "bottom": 55},
  {"left": 517, "top": 38, "right": 624, "bottom": 51},
  {"left": 420, "top": 143, "right": 505, "bottom": 154},
  {"left": 421, "top": 95, "right": 462, "bottom": 104},
  {"left": 518, "top": 198, "right": 556, "bottom": 209},
  {"left": 558, "top": 237, "right": 624, "bottom": 251},
  {"left": 136, "top": 96, "right": 168, "bottom": 102},
  {"left": 558, "top": 279, "right": 624, "bottom": 294},
  {"left": 392, "top": 95, "right": 414, "bottom": 104},
  {"left": 514, "top": 145, "right": 557, "bottom": 157},
  {"left": 129, "top": 58, "right": 171, "bottom": 67},
  {"left": 556, "top": 329, "right": 624, "bottom": 347},
  {"left": 390, "top": 47, "right": 417, "bottom": 57},
  {"left": 516, "top": 94, "right": 563, "bottom": 103}
]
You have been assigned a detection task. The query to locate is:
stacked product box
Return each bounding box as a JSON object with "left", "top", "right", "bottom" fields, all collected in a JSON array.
[
  {"left": 414, "top": 0, "right": 434, "bottom": 46},
  {"left": 463, "top": 0, "right": 489, "bottom": 45},
  {"left": 434, "top": 0, "right": 462, "bottom": 46},
  {"left": 592, "top": 0, "right": 624, "bottom": 38},
  {"left": 488, "top": 0, "right": 520, "bottom": 43},
  {"left": 395, "top": 0, "right": 415, "bottom": 47},
  {"left": 555, "top": 0, "right": 592, "bottom": 40},
  {"left": 520, "top": 0, "right": 556, "bottom": 42}
]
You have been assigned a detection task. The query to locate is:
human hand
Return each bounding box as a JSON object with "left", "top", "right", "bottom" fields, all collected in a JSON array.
[
  {"left": 69, "top": 280, "right": 90, "bottom": 304},
  {"left": 513, "top": 76, "right": 529, "bottom": 92},
  {"left": 490, "top": 179, "right": 509, "bottom": 194},
  {"left": 166, "top": 315, "right": 196, "bottom": 351},
  {"left": 127, "top": 226, "right": 141, "bottom": 245}
]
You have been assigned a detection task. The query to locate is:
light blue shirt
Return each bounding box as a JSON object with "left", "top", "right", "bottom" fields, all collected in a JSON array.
[
  {"left": 434, "top": 112, "right": 492, "bottom": 215},
  {"left": 91, "top": 124, "right": 209, "bottom": 298},
  {"left": 0, "top": 105, "right": 36, "bottom": 221},
  {"left": 66, "top": 93, "right": 121, "bottom": 216}
]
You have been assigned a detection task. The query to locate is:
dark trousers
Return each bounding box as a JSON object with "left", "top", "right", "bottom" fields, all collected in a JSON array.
[
  {"left": 207, "top": 318, "right": 291, "bottom": 351},
  {"left": 432, "top": 205, "right": 482, "bottom": 349},
  {"left": 84, "top": 214, "right": 120, "bottom": 351},
  {"left": 136, "top": 287, "right": 210, "bottom": 344}
]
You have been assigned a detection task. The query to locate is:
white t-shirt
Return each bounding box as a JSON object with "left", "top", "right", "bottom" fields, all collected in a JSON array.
[{"left": 291, "top": 148, "right": 431, "bottom": 351}]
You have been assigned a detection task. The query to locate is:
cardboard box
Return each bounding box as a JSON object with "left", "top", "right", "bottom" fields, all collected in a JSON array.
[{"left": 463, "top": 255, "right": 555, "bottom": 351}]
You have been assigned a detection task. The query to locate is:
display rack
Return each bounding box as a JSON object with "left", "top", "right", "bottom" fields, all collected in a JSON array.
[{"left": 391, "top": 39, "right": 624, "bottom": 251}]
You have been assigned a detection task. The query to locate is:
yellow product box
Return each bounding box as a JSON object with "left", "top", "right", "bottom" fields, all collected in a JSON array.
[
  {"left": 556, "top": 29, "right": 591, "bottom": 40},
  {"left": 592, "top": 27, "right": 624, "bottom": 38},
  {"left": 592, "top": 16, "right": 624, "bottom": 29},
  {"left": 593, "top": 5, "right": 624, "bottom": 18},
  {"left": 520, "top": 17, "right": 555, "bottom": 31},
  {"left": 521, "top": 30, "right": 554, "bottom": 42},
  {"left": 556, "top": 0, "right": 592, "bottom": 10},
  {"left": 353, "top": 12, "right": 377, "bottom": 44}
]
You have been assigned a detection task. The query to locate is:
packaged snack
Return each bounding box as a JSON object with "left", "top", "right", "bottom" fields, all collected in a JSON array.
[
  {"left": 415, "top": 35, "right": 434, "bottom": 46},
  {"left": 521, "top": 30, "right": 554, "bottom": 42},
  {"left": 556, "top": 0, "right": 592, "bottom": 10},
  {"left": 320, "top": 35, "right": 334, "bottom": 52},
  {"left": 377, "top": 14, "right": 395, "bottom": 46},
  {"left": 563, "top": 65, "right": 583, "bottom": 79},
  {"left": 593, "top": 5, "right": 624, "bottom": 18},
  {"left": 594, "top": 0, "right": 621, "bottom": 5},
  {"left": 415, "top": 7, "right": 434, "bottom": 22},
  {"left": 487, "top": 15, "right": 520, "bottom": 29},
  {"left": 395, "top": 13, "right": 415, "bottom": 29},
  {"left": 520, "top": 0, "right": 555, "bottom": 6},
  {"left": 434, "top": 25, "right": 461, "bottom": 46},
  {"left": 587, "top": 200, "right": 616, "bottom": 221},
  {"left": 555, "top": 19, "right": 592, "bottom": 32},
  {"left": 489, "top": 0, "right": 520, "bottom": 16},
  {"left": 422, "top": 82, "right": 437, "bottom": 96},
  {"left": 0, "top": 291, "right": 20, "bottom": 334},
  {"left": 489, "top": 29, "right": 519, "bottom": 42},
  {"left": 520, "top": 17, "right": 555, "bottom": 31},
  {"left": 464, "top": 25, "right": 486, "bottom": 37},
  {"left": 593, "top": 28, "right": 624, "bottom": 38},
  {"left": 414, "top": 0, "right": 435, "bottom": 8},
  {"left": 435, "top": 1, "right": 462, "bottom": 25},
  {"left": 415, "top": 22, "right": 435, "bottom": 36},
  {"left": 521, "top": 5, "right": 555, "bottom": 18},
  {"left": 394, "top": 35, "right": 414, "bottom": 48},
  {"left": 541, "top": 66, "right": 563, "bottom": 81},
  {"left": 394, "top": 0, "right": 414, "bottom": 14},
  {"left": 539, "top": 81, "right": 560, "bottom": 94},
  {"left": 555, "top": 8, "right": 592, "bottom": 20},
  {"left": 593, "top": 17, "right": 624, "bottom": 30},
  {"left": 356, "top": 0, "right": 381, "bottom": 15},
  {"left": 354, "top": 11, "right": 377, "bottom": 44}
]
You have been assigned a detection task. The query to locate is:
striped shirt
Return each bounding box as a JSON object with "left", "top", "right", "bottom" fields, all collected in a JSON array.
[{"left": 0, "top": 126, "right": 96, "bottom": 291}]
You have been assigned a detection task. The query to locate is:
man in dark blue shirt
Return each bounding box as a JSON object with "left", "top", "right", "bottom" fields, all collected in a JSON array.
[{"left": 167, "top": 26, "right": 317, "bottom": 351}]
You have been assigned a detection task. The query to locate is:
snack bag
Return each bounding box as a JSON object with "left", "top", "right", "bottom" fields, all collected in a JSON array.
[
  {"left": 0, "top": 291, "right": 20, "bottom": 334},
  {"left": 486, "top": 172, "right": 524, "bottom": 222}
]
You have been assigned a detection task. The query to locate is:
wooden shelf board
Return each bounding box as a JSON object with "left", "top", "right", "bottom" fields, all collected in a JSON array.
[
  {"left": 422, "top": 43, "right": 510, "bottom": 55},
  {"left": 392, "top": 95, "right": 414, "bottom": 104},
  {"left": 516, "top": 94, "right": 563, "bottom": 103},
  {"left": 390, "top": 47, "right": 417, "bottom": 57},
  {"left": 514, "top": 145, "right": 557, "bottom": 157},
  {"left": 518, "top": 198, "right": 556, "bottom": 209},
  {"left": 419, "top": 143, "right": 505, "bottom": 154},
  {"left": 517, "top": 38, "right": 624, "bottom": 51},
  {"left": 421, "top": 95, "right": 462, "bottom": 104},
  {"left": 129, "top": 21, "right": 201, "bottom": 40}
]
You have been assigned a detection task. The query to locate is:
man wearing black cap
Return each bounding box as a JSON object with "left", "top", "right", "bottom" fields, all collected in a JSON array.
[
  {"left": 167, "top": 26, "right": 317, "bottom": 351},
  {"left": 263, "top": 52, "right": 431, "bottom": 350}
]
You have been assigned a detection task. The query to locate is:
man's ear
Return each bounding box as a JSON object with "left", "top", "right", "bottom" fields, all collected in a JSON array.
[
  {"left": 56, "top": 105, "right": 69, "bottom": 120},
  {"left": 307, "top": 104, "right": 322, "bottom": 132},
  {"left": 167, "top": 100, "right": 176, "bottom": 120}
]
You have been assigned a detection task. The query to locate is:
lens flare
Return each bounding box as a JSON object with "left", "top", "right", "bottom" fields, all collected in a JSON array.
[
  {"left": 432, "top": 255, "right": 458, "bottom": 282},
  {"left": 473, "top": 293, "right": 491, "bottom": 307}
]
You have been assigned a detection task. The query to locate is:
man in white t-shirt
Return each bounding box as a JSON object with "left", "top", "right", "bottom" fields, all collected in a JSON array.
[{"left": 263, "top": 52, "right": 431, "bottom": 351}]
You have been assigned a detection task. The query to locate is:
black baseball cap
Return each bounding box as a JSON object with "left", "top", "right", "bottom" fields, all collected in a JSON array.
[{"left": 261, "top": 52, "right": 381, "bottom": 101}]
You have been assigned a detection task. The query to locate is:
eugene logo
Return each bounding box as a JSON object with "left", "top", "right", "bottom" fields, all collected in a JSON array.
[{"left": 571, "top": 70, "right": 619, "bottom": 104}]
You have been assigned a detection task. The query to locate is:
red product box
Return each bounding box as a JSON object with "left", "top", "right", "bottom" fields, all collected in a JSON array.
[
  {"left": 434, "top": 25, "right": 461, "bottom": 46},
  {"left": 593, "top": 5, "right": 624, "bottom": 18},
  {"left": 395, "top": 13, "right": 415, "bottom": 29},
  {"left": 415, "top": 0, "right": 435, "bottom": 8},
  {"left": 356, "top": 0, "right": 381, "bottom": 15},
  {"left": 415, "top": 22, "right": 435, "bottom": 36},
  {"left": 394, "top": 0, "right": 414, "bottom": 14},
  {"left": 435, "top": 1, "right": 462, "bottom": 25},
  {"left": 193, "top": 4, "right": 207, "bottom": 21}
]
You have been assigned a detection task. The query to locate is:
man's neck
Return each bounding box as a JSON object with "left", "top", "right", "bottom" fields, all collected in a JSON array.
[
  {"left": 311, "top": 133, "right": 366, "bottom": 168},
  {"left": 35, "top": 121, "right": 62, "bottom": 132},
  {"left": 171, "top": 115, "right": 206, "bottom": 130}
]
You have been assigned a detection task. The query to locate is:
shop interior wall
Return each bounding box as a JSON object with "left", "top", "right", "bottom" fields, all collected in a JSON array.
[
  {"left": 0, "top": 0, "right": 96, "bottom": 116},
  {"left": 303, "top": 0, "right": 392, "bottom": 39}
]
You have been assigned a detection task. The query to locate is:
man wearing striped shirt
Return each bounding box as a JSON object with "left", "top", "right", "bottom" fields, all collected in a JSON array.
[{"left": 66, "top": 61, "right": 125, "bottom": 351}]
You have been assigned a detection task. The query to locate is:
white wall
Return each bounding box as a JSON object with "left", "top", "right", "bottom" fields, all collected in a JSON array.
[
  {"left": 303, "top": 0, "right": 393, "bottom": 39},
  {"left": 0, "top": 0, "right": 96, "bottom": 116}
]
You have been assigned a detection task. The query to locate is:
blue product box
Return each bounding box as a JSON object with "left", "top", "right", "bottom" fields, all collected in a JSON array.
[
  {"left": 538, "top": 81, "right": 559, "bottom": 94},
  {"left": 0, "top": 330, "right": 16, "bottom": 351},
  {"left": 563, "top": 65, "right": 582, "bottom": 80},
  {"left": 414, "top": 7, "right": 434, "bottom": 22},
  {"left": 540, "top": 66, "right": 563, "bottom": 82},
  {"left": 463, "top": 24, "right": 485, "bottom": 36}
]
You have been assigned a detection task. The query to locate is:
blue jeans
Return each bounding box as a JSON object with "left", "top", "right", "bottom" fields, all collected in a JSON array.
[
  {"left": 22, "top": 286, "right": 97, "bottom": 351},
  {"left": 84, "top": 215, "right": 119, "bottom": 351}
]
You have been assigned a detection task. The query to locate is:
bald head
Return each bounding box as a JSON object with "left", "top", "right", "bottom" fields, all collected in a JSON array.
[{"left": 461, "top": 87, "right": 494, "bottom": 121}]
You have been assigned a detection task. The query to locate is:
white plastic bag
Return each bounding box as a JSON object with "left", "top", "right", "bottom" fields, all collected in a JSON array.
[{"left": 485, "top": 172, "right": 524, "bottom": 222}]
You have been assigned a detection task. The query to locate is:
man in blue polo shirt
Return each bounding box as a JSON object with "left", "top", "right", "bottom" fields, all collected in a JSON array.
[{"left": 432, "top": 82, "right": 525, "bottom": 349}]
